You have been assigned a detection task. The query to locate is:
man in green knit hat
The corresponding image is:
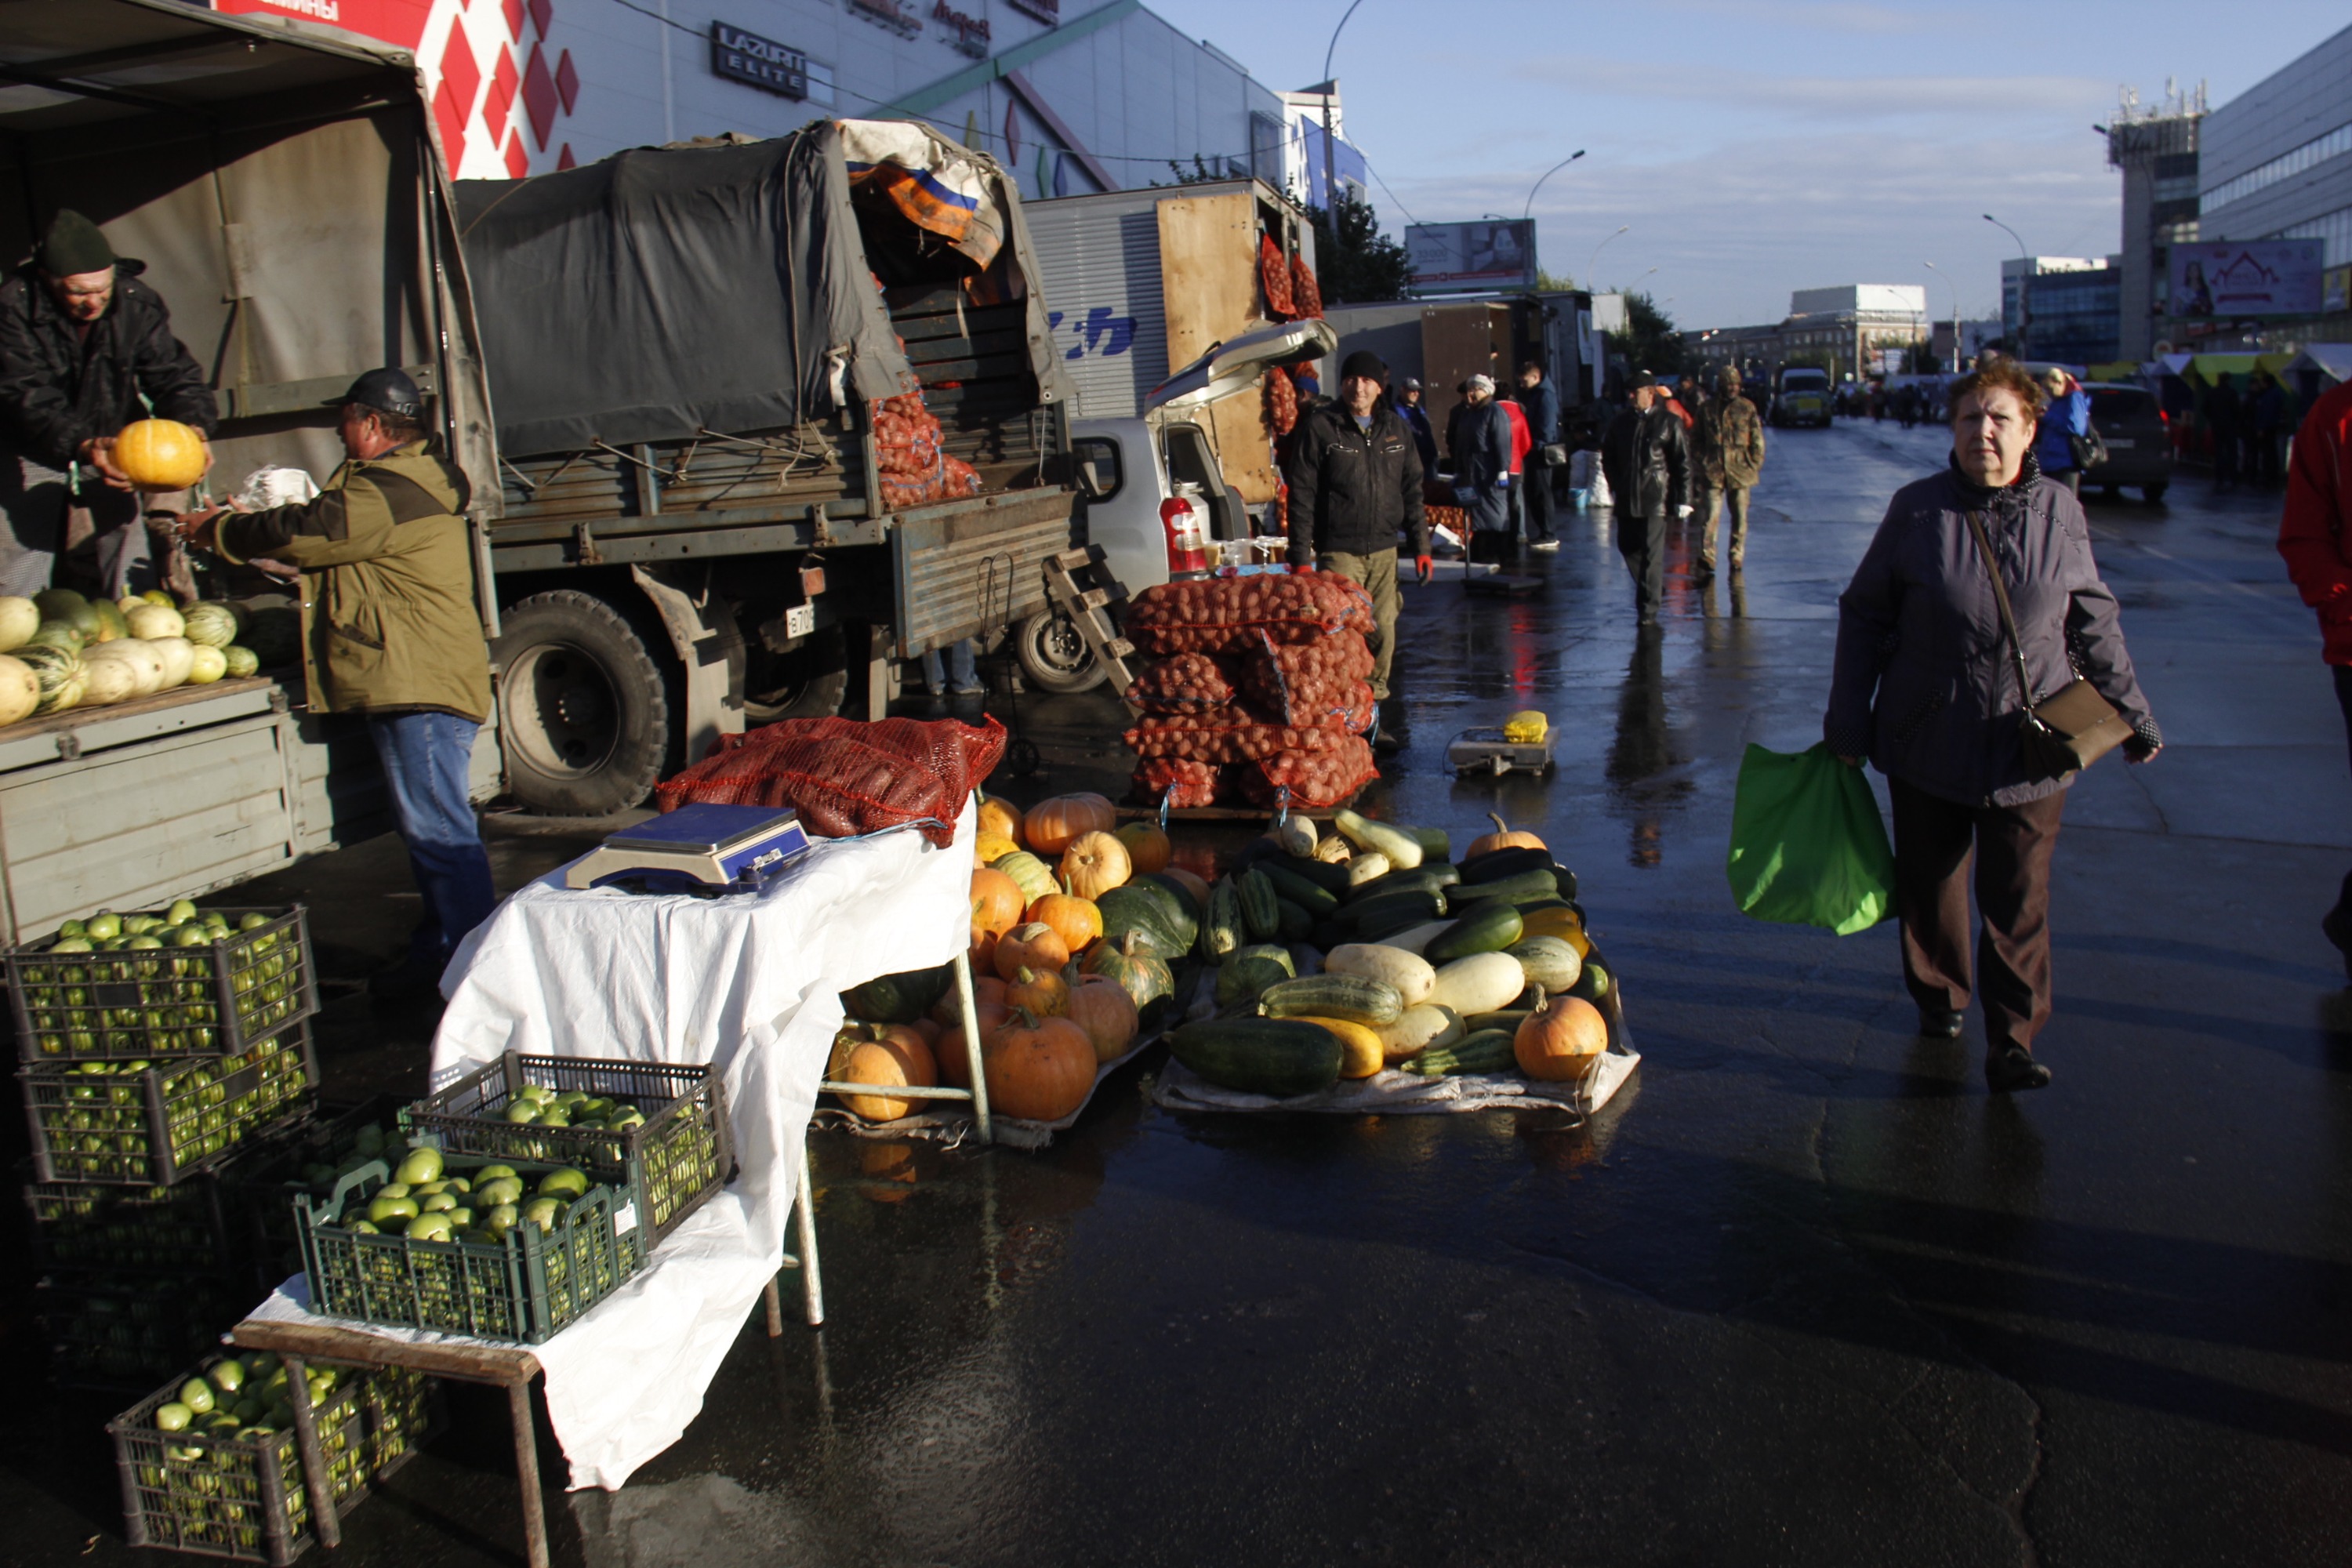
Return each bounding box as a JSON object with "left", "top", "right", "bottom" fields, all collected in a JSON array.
[{"left": 0, "top": 209, "right": 216, "bottom": 597}]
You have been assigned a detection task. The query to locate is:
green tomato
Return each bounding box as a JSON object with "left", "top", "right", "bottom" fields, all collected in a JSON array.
[
  {"left": 167, "top": 899, "right": 198, "bottom": 924},
  {"left": 178, "top": 1377, "right": 216, "bottom": 1415},
  {"left": 154, "top": 1401, "right": 194, "bottom": 1432}
]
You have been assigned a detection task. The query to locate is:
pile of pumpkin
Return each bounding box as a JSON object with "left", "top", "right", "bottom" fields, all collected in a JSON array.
[
  {"left": 829, "top": 791, "right": 1195, "bottom": 1127},
  {"left": 1163, "top": 809, "right": 1621, "bottom": 1099}
]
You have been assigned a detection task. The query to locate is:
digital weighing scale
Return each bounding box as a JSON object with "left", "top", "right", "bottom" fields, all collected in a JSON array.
[
  {"left": 1446, "top": 727, "right": 1559, "bottom": 778},
  {"left": 563, "top": 804, "right": 814, "bottom": 895}
]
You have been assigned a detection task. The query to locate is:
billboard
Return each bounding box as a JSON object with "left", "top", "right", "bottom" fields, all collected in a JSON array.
[
  {"left": 2169, "top": 238, "right": 2326, "bottom": 318},
  {"left": 1406, "top": 220, "right": 1537, "bottom": 296}
]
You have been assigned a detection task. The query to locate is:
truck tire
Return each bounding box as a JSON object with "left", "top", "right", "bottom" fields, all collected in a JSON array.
[
  {"left": 1014, "top": 608, "right": 1106, "bottom": 694},
  {"left": 494, "top": 590, "right": 676, "bottom": 816},
  {"left": 743, "top": 623, "right": 850, "bottom": 724}
]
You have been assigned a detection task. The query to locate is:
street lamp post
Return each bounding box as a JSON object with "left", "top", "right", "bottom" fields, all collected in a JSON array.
[
  {"left": 1984, "top": 212, "right": 2029, "bottom": 357},
  {"left": 1922, "top": 261, "right": 1962, "bottom": 371},
  {"left": 1588, "top": 225, "right": 1628, "bottom": 288},
  {"left": 1523, "top": 149, "right": 1586, "bottom": 224},
  {"left": 1320, "top": 0, "right": 1369, "bottom": 215}
]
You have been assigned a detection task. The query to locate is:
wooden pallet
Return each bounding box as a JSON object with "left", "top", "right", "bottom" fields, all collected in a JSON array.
[{"left": 1044, "top": 546, "right": 1141, "bottom": 709}]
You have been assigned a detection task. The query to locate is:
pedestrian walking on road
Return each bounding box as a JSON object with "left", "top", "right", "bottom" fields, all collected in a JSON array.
[
  {"left": 1695, "top": 365, "right": 1765, "bottom": 577},
  {"left": 1445, "top": 374, "right": 1515, "bottom": 568},
  {"left": 1599, "top": 370, "right": 1691, "bottom": 625},
  {"left": 1283, "top": 349, "right": 1429, "bottom": 704},
  {"left": 1824, "top": 360, "right": 2161, "bottom": 1092},
  {"left": 2277, "top": 374, "right": 2352, "bottom": 975},
  {"left": 1396, "top": 377, "right": 1438, "bottom": 471},
  {"left": 1515, "top": 361, "right": 1563, "bottom": 550},
  {"left": 2205, "top": 372, "right": 2242, "bottom": 489},
  {"left": 2034, "top": 366, "right": 2091, "bottom": 498},
  {"left": 175, "top": 368, "right": 496, "bottom": 1004},
  {"left": 1497, "top": 388, "right": 1532, "bottom": 550},
  {"left": 2250, "top": 368, "right": 2288, "bottom": 491}
]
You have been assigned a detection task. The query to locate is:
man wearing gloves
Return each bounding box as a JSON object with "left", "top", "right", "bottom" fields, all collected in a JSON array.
[
  {"left": 174, "top": 368, "right": 495, "bottom": 1004},
  {"left": 1283, "top": 350, "right": 1428, "bottom": 705},
  {"left": 1446, "top": 374, "right": 1517, "bottom": 567},
  {"left": 1601, "top": 371, "right": 1692, "bottom": 624}
]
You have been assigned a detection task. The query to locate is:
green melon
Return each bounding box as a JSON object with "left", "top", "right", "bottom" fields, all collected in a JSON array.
[
  {"left": 180, "top": 602, "right": 238, "bottom": 648},
  {"left": 220, "top": 645, "right": 260, "bottom": 679},
  {"left": 27, "top": 619, "right": 84, "bottom": 652},
  {"left": 16, "top": 642, "right": 83, "bottom": 714},
  {"left": 88, "top": 598, "right": 128, "bottom": 644},
  {"left": 31, "top": 588, "right": 97, "bottom": 641}
]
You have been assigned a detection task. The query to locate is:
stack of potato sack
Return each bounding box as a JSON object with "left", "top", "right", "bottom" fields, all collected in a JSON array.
[
  {"left": 1422, "top": 476, "right": 1467, "bottom": 546},
  {"left": 871, "top": 390, "right": 982, "bottom": 510},
  {"left": 1123, "top": 574, "right": 1380, "bottom": 809}
]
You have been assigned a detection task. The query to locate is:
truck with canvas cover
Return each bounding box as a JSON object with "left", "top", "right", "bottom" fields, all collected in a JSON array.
[{"left": 460, "top": 121, "right": 1086, "bottom": 812}]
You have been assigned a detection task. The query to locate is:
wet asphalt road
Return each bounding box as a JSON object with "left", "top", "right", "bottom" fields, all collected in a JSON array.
[{"left": 6, "top": 416, "right": 2350, "bottom": 1566}]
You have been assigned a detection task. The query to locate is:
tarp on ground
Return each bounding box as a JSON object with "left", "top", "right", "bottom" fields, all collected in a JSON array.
[{"left": 454, "top": 122, "right": 915, "bottom": 456}]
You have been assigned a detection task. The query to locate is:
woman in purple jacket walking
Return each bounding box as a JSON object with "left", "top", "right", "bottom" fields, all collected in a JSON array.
[{"left": 1824, "top": 361, "right": 2161, "bottom": 1092}]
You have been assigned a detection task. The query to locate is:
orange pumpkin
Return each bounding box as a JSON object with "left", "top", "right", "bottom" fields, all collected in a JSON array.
[
  {"left": 1158, "top": 866, "right": 1210, "bottom": 908},
  {"left": 1058, "top": 829, "right": 1132, "bottom": 900},
  {"left": 1468, "top": 811, "right": 1547, "bottom": 858},
  {"left": 112, "top": 419, "right": 210, "bottom": 490},
  {"left": 1116, "top": 821, "right": 1173, "bottom": 876},
  {"left": 970, "top": 928, "right": 999, "bottom": 977},
  {"left": 993, "top": 921, "right": 1071, "bottom": 980},
  {"left": 909, "top": 1015, "right": 943, "bottom": 1047},
  {"left": 1006, "top": 965, "right": 1070, "bottom": 1017},
  {"left": 930, "top": 971, "right": 1007, "bottom": 1028},
  {"left": 971, "top": 866, "right": 1025, "bottom": 937},
  {"left": 982, "top": 1010, "right": 1097, "bottom": 1121},
  {"left": 975, "top": 830, "right": 1022, "bottom": 867},
  {"left": 1064, "top": 974, "right": 1139, "bottom": 1063},
  {"left": 1513, "top": 995, "right": 1608, "bottom": 1081},
  {"left": 978, "top": 795, "right": 1027, "bottom": 846},
  {"left": 935, "top": 999, "right": 1011, "bottom": 1087},
  {"left": 834, "top": 1025, "right": 938, "bottom": 1120},
  {"left": 1027, "top": 891, "right": 1103, "bottom": 953},
  {"left": 1023, "top": 793, "right": 1115, "bottom": 856}
]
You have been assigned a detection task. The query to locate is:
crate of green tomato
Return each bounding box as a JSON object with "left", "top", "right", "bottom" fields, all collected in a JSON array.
[
  {"left": 9, "top": 902, "right": 316, "bottom": 1064},
  {"left": 20, "top": 1021, "right": 318, "bottom": 1185},
  {"left": 215, "top": 1098, "right": 405, "bottom": 1296},
  {"left": 398, "top": 1052, "right": 730, "bottom": 1248},
  {"left": 295, "top": 1145, "right": 644, "bottom": 1343},
  {"left": 111, "top": 1353, "right": 440, "bottom": 1566}
]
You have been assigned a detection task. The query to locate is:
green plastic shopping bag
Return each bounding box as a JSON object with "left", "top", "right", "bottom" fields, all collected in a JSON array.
[{"left": 1726, "top": 742, "right": 1896, "bottom": 935}]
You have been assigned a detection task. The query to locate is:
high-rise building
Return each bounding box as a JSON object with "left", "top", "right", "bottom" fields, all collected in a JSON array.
[
  {"left": 1998, "top": 257, "right": 2113, "bottom": 360},
  {"left": 2103, "top": 83, "right": 2204, "bottom": 361}
]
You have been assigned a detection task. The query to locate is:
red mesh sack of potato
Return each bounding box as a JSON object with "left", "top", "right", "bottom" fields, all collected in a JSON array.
[
  {"left": 1425, "top": 477, "right": 1460, "bottom": 510},
  {"left": 1123, "top": 713, "right": 1356, "bottom": 763},
  {"left": 1266, "top": 367, "right": 1298, "bottom": 437},
  {"left": 1242, "top": 735, "right": 1377, "bottom": 810},
  {"left": 1126, "top": 574, "right": 1376, "bottom": 655},
  {"left": 1126, "top": 652, "right": 1239, "bottom": 714},
  {"left": 1132, "top": 757, "right": 1226, "bottom": 808},
  {"left": 1240, "top": 630, "right": 1375, "bottom": 728},
  {"left": 1259, "top": 234, "right": 1295, "bottom": 319},
  {"left": 1425, "top": 503, "right": 1468, "bottom": 539},
  {"left": 1290, "top": 256, "right": 1324, "bottom": 320},
  {"left": 654, "top": 715, "right": 1004, "bottom": 847}
]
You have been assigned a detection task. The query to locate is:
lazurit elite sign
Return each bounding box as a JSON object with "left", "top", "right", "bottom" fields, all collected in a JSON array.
[{"left": 710, "top": 21, "right": 811, "bottom": 99}]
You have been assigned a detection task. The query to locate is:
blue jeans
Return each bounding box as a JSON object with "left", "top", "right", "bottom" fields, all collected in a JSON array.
[
  {"left": 367, "top": 712, "right": 498, "bottom": 975},
  {"left": 921, "top": 639, "right": 979, "bottom": 692}
]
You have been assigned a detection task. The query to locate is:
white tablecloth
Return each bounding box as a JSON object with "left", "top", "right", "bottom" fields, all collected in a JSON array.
[{"left": 260, "top": 802, "right": 975, "bottom": 1490}]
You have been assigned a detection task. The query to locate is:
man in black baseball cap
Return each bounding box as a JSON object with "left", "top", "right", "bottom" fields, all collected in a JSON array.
[
  {"left": 1599, "top": 370, "right": 1693, "bottom": 625},
  {"left": 176, "top": 366, "right": 495, "bottom": 1004},
  {"left": 0, "top": 209, "right": 217, "bottom": 595}
]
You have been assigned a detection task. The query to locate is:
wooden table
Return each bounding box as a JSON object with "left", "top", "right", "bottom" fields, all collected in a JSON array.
[{"left": 228, "top": 1319, "right": 552, "bottom": 1568}]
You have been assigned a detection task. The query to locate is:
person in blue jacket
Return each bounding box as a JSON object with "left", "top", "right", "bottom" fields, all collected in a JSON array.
[{"left": 2034, "top": 367, "right": 2090, "bottom": 497}]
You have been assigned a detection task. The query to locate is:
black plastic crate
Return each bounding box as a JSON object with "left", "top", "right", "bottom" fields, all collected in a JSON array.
[
  {"left": 10, "top": 905, "right": 316, "bottom": 1064},
  {"left": 21, "top": 1160, "right": 244, "bottom": 1278},
  {"left": 215, "top": 1097, "right": 407, "bottom": 1295},
  {"left": 38, "top": 1272, "right": 248, "bottom": 1392},
  {"left": 296, "top": 1153, "right": 644, "bottom": 1343},
  {"left": 21, "top": 1020, "right": 319, "bottom": 1185},
  {"left": 111, "top": 1359, "right": 440, "bottom": 1566},
  {"left": 398, "top": 1052, "right": 730, "bottom": 1247}
]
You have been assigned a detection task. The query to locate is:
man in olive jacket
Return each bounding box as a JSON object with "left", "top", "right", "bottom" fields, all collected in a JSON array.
[
  {"left": 1284, "top": 350, "right": 1429, "bottom": 701},
  {"left": 179, "top": 368, "right": 494, "bottom": 1002},
  {"left": 1694, "top": 365, "right": 1766, "bottom": 575}
]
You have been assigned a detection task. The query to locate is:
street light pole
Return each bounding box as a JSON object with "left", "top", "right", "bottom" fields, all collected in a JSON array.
[
  {"left": 1923, "top": 260, "right": 1961, "bottom": 370},
  {"left": 1523, "top": 149, "right": 1586, "bottom": 224},
  {"left": 1320, "top": 0, "right": 1369, "bottom": 216},
  {"left": 1984, "top": 212, "right": 2029, "bottom": 357},
  {"left": 1588, "top": 225, "right": 1628, "bottom": 289}
]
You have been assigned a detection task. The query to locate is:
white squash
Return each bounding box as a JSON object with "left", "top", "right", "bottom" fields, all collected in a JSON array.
[
  {"left": 145, "top": 635, "right": 196, "bottom": 689},
  {"left": 1274, "top": 813, "right": 1316, "bottom": 858},
  {"left": 1426, "top": 952, "right": 1528, "bottom": 1016},
  {"left": 1323, "top": 942, "right": 1436, "bottom": 1006},
  {"left": 0, "top": 596, "right": 38, "bottom": 653},
  {"left": 78, "top": 655, "right": 140, "bottom": 706},
  {"left": 1367, "top": 920, "right": 1452, "bottom": 957},
  {"left": 0, "top": 653, "right": 37, "bottom": 725},
  {"left": 1345, "top": 852, "right": 1390, "bottom": 887},
  {"left": 125, "top": 603, "right": 186, "bottom": 641},
  {"left": 1374, "top": 1003, "right": 1464, "bottom": 1063},
  {"left": 87, "top": 639, "right": 168, "bottom": 697},
  {"left": 1332, "top": 808, "right": 1421, "bottom": 869}
]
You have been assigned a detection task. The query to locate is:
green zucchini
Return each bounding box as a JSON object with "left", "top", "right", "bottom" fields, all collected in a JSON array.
[
  {"left": 1168, "top": 1017, "right": 1343, "bottom": 1097},
  {"left": 1464, "top": 1007, "right": 1534, "bottom": 1034},
  {"left": 1357, "top": 905, "right": 1444, "bottom": 942},
  {"left": 1422, "top": 903, "right": 1525, "bottom": 966},
  {"left": 1275, "top": 898, "right": 1314, "bottom": 942},
  {"left": 1555, "top": 866, "right": 1579, "bottom": 901},
  {"left": 1269, "top": 855, "right": 1354, "bottom": 894},
  {"left": 1334, "top": 887, "right": 1447, "bottom": 932},
  {"left": 1403, "top": 1028, "right": 1515, "bottom": 1076},
  {"left": 1311, "top": 919, "right": 1347, "bottom": 953},
  {"left": 1403, "top": 826, "right": 1452, "bottom": 862},
  {"left": 1236, "top": 867, "right": 1280, "bottom": 941},
  {"left": 1200, "top": 877, "right": 1243, "bottom": 961},
  {"left": 1458, "top": 847, "right": 1552, "bottom": 884},
  {"left": 1568, "top": 949, "right": 1613, "bottom": 1008},
  {"left": 1342, "top": 865, "right": 1458, "bottom": 906},
  {"left": 1216, "top": 945, "right": 1296, "bottom": 1009},
  {"left": 1258, "top": 974, "right": 1406, "bottom": 1027},
  {"left": 1258, "top": 862, "right": 1339, "bottom": 917},
  {"left": 1446, "top": 867, "right": 1569, "bottom": 909}
]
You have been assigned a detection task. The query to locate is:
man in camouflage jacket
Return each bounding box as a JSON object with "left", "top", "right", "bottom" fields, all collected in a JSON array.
[{"left": 1694, "top": 365, "right": 1766, "bottom": 575}]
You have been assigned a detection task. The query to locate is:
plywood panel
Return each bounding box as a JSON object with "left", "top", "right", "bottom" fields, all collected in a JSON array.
[
  {"left": 1201, "top": 387, "right": 1279, "bottom": 505},
  {"left": 1156, "top": 192, "right": 1261, "bottom": 367}
]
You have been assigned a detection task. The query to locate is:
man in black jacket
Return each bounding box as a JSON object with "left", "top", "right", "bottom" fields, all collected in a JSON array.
[
  {"left": 0, "top": 211, "right": 216, "bottom": 597},
  {"left": 1600, "top": 371, "right": 1692, "bottom": 624},
  {"left": 1283, "top": 350, "right": 1429, "bottom": 700}
]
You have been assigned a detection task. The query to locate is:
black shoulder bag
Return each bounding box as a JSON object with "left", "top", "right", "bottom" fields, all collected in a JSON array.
[{"left": 1963, "top": 510, "right": 2134, "bottom": 782}]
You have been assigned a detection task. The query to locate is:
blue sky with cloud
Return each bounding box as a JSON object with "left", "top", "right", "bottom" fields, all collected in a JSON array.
[{"left": 1153, "top": 0, "right": 2348, "bottom": 328}]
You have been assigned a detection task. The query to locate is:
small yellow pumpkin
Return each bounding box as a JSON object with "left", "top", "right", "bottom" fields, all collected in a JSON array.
[
  {"left": 1024, "top": 793, "right": 1116, "bottom": 856},
  {"left": 1115, "top": 821, "right": 1173, "bottom": 876},
  {"left": 978, "top": 794, "right": 1027, "bottom": 847},
  {"left": 1468, "top": 811, "right": 1546, "bottom": 858},
  {"left": 111, "top": 419, "right": 209, "bottom": 490},
  {"left": 1059, "top": 829, "right": 1132, "bottom": 900},
  {"left": 975, "top": 830, "right": 1022, "bottom": 867}
]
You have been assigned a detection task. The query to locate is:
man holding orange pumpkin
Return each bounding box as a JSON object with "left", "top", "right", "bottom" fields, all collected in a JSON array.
[{"left": 0, "top": 210, "right": 215, "bottom": 597}]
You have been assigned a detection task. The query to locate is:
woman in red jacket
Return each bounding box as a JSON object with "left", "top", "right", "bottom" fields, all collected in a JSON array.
[{"left": 2278, "top": 377, "right": 2352, "bottom": 973}]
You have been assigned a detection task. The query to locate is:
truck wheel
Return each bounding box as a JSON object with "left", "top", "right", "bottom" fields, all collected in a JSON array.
[
  {"left": 1014, "top": 608, "right": 1106, "bottom": 694},
  {"left": 743, "top": 624, "right": 850, "bottom": 723},
  {"left": 494, "top": 590, "right": 675, "bottom": 816}
]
